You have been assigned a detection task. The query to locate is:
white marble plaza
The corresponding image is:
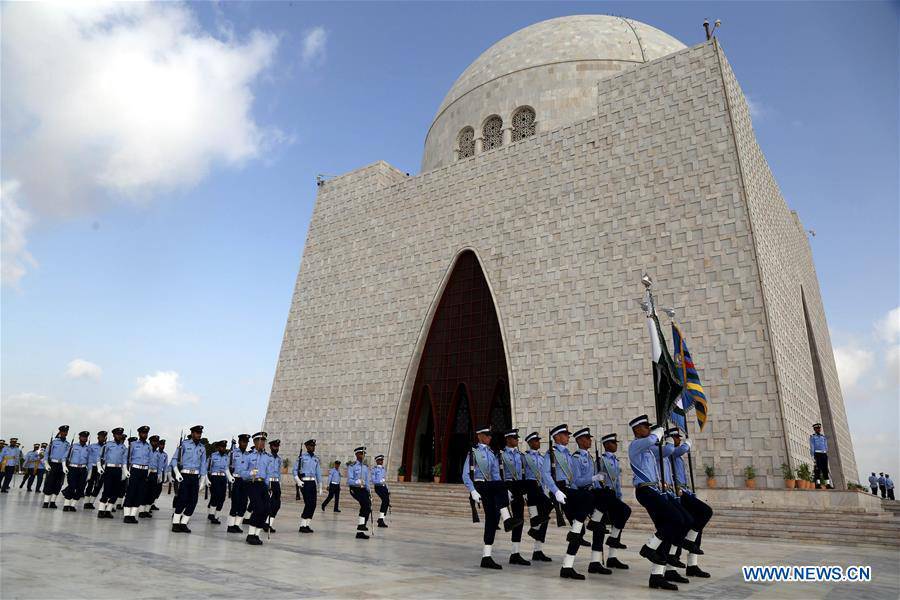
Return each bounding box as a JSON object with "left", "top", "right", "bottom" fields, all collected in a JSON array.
[{"left": 1, "top": 488, "right": 897, "bottom": 599}]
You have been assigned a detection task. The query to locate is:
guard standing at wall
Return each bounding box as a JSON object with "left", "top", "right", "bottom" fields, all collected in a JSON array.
[
  {"left": 227, "top": 434, "right": 250, "bottom": 533},
  {"left": 521, "top": 432, "right": 552, "bottom": 562},
  {"left": 139, "top": 435, "right": 160, "bottom": 518},
  {"left": 878, "top": 473, "right": 886, "bottom": 498},
  {"left": 61, "top": 431, "right": 91, "bottom": 511},
  {"left": 42, "top": 425, "right": 71, "bottom": 509},
  {"left": 462, "top": 426, "right": 521, "bottom": 570},
  {"left": 321, "top": 460, "right": 342, "bottom": 512},
  {"left": 83, "top": 431, "right": 107, "bottom": 509},
  {"left": 19, "top": 444, "right": 41, "bottom": 492},
  {"left": 868, "top": 472, "right": 879, "bottom": 495},
  {"left": 500, "top": 429, "right": 529, "bottom": 566},
  {"left": 293, "top": 439, "right": 322, "bottom": 533},
  {"left": 372, "top": 454, "right": 390, "bottom": 528},
  {"left": 170, "top": 425, "right": 208, "bottom": 533},
  {"left": 0, "top": 438, "right": 24, "bottom": 492},
  {"left": 96, "top": 427, "right": 126, "bottom": 518},
  {"left": 348, "top": 447, "right": 373, "bottom": 540},
  {"left": 266, "top": 439, "right": 283, "bottom": 533},
  {"left": 206, "top": 440, "right": 230, "bottom": 525},
  {"left": 598, "top": 433, "right": 631, "bottom": 570},
  {"left": 666, "top": 428, "right": 712, "bottom": 578},
  {"left": 809, "top": 423, "right": 832, "bottom": 489},
  {"left": 239, "top": 431, "right": 272, "bottom": 545},
  {"left": 123, "top": 425, "right": 152, "bottom": 524},
  {"left": 886, "top": 475, "right": 895, "bottom": 500}
]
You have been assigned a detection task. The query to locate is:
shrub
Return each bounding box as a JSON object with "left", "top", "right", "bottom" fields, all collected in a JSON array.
[
  {"left": 781, "top": 462, "right": 794, "bottom": 480},
  {"left": 704, "top": 464, "right": 715, "bottom": 478},
  {"left": 744, "top": 465, "right": 757, "bottom": 480},
  {"left": 797, "top": 462, "right": 812, "bottom": 482}
]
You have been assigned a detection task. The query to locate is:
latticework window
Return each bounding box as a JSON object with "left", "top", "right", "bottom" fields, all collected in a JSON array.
[
  {"left": 482, "top": 116, "right": 503, "bottom": 151},
  {"left": 457, "top": 127, "right": 475, "bottom": 159},
  {"left": 511, "top": 107, "right": 536, "bottom": 142}
]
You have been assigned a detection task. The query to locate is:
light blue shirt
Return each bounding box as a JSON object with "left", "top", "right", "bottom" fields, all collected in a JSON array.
[
  {"left": 328, "top": 467, "right": 341, "bottom": 485},
  {"left": 209, "top": 452, "right": 230, "bottom": 474},
  {"left": 88, "top": 443, "right": 103, "bottom": 468},
  {"left": 868, "top": 474, "right": 878, "bottom": 487},
  {"left": 523, "top": 449, "right": 544, "bottom": 483},
  {"left": 628, "top": 433, "right": 670, "bottom": 487},
  {"left": 809, "top": 433, "right": 827, "bottom": 456},
  {"left": 67, "top": 442, "right": 90, "bottom": 466},
  {"left": 128, "top": 439, "right": 152, "bottom": 466},
  {"left": 269, "top": 454, "right": 283, "bottom": 481},
  {"left": 172, "top": 438, "right": 208, "bottom": 475},
  {"left": 102, "top": 440, "right": 127, "bottom": 466},
  {"left": 231, "top": 447, "right": 249, "bottom": 477},
  {"left": 462, "top": 444, "right": 500, "bottom": 492},
  {"left": 541, "top": 443, "right": 576, "bottom": 494},
  {"left": 47, "top": 437, "right": 71, "bottom": 462},
  {"left": 500, "top": 447, "right": 524, "bottom": 481},
  {"left": 347, "top": 462, "right": 370, "bottom": 488},
  {"left": 156, "top": 450, "right": 169, "bottom": 473},
  {"left": 571, "top": 448, "right": 597, "bottom": 489},
  {"left": 602, "top": 451, "right": 623, "bottom": 498},
  {"left": 878, "top": 475, "right": 886, "bottom": 486},
  {"left": 293, "top": 452, "right": 322, "bottom": 484},
  {"left": 373, "top": 465, "right": 387, "bottom": 485},
  {"left": 23, "top": 450, "right": 40, "bottom": 469},
  {"left": 239, "top": 449, "right": 271, "bottom": 483},
  {"left": 886, "top": 477, "right": 895, "bottom": 490},
  {"left": 1, "top": 447, "right": 23, "bottom": 466}
]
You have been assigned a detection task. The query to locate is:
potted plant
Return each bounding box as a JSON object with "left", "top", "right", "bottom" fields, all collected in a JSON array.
[
  {"left": 397, "top": 465, "right": 407, "bottom": 482},
  {"left": 797, "top": 463, "right": 812, "bottom": 489},
  {"left": 704, "top": 464, "right": 717, "bottom": 488},
  {"left": 281, "top": 457, "right": 291, "bottom": 474},
  {"left": 781, "top": 462, "right": 796, "bottom": 489},
  {"left": 432, "top": 462, "right": 442, "bottom": 481},
  {"left": 744, "top": 465, "right": 757, "bottom": 488}
]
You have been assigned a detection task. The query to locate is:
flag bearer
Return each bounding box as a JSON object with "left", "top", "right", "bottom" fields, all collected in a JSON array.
[
  {"left": 61, "top": 431, "right": 91, "bottom": 511},
  {"left": 348, "top": 446, "right": 374, "bottom": 540},
  {"left": 139, "top": 436, "right": 160, "bottom": 518},
  {"left": 266, "top": 439, "right": 283, "bottom": 533},
  {"left": 227, "top": 434, "right": 250, "bottom": 533},
  {"left": 170, "top": 425, "right": 208, "bottom": 533},
  {"left": 97, "top": 428, "right": 126, "bottom": 518},
  {"left": 500, "top": 429, "right": 529, "bottom": 566},
  {"left": 83, "top": 431, "right": 107, "bottom": 509},
  {"left": 372, "top": 454, "right": 390, "bottom": 528},
  {"left": 667, "top": 428, "right": 712, "bottom": 578},
  {"left": 809, "top": 423, "right": 832, "bottom": 489},
  {"left": 206, "top": 440, "right": 230, "bottom": 525},
  {"left": 43, "top": 425, "right": 71, "bottom": 509},
  {"left": 239, "top": 431, "right": 273, "bottom": 545},
  {"left": 522, "top": 432, "right": 553, "bottom": 562},
  {"left": 293, "top": 439, "right": 322, "bottom": 533},
  {"left": 599, "top": 433, "right": 631, "bottom": 570},
  {"left": 321, "top": 461, "right": 342, "bottom": 512},
  {"left": 123, "top": 425, "right": 152, "bottom": 524}
]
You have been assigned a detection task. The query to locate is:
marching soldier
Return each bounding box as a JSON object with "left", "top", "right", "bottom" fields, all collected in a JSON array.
[
  {"left": 35, "top": 443, "right": 48, "bottom": 493},
  {"left": 139, "top": 435, "right": 161, "bottom": 518},
  {"left": 266, "top": 439, "right": 283, "bottom": 532},
  {"left": 462, "top": 426, "right": 522, "bottom": 569},
  {"left": 19, "top": 443, "right": 41, "bottom": 492},
  {"left": 206, "top": 440, "right": 230, "bottom": 525},
  {"left": 628, "top": 414, "right": 691, "bottom": 591},
  {"left": 372, "top": 454, "right": 390, "bottom": 528},
  {"left": 123, "top": 425, "right": 152, "bottom": 524},
  {"left": 227, "top": 434, "right": 250, "bottom": 533},
  {"left": 321, "top": 460, "right": 342, "bottom": 512},
  {"left": 598, "top": 433, "right": 631, "bottom": 570},
  {"left": 0, "top": 438, "right": 24, "bottom": 492},
  {"left": 293, "top": 439, "right": 322, "bottom": 533},
  {"left": 170, "top": 425, "right": 209, "bottom": 533},
  {"left": 152, "top": 438, "right": 168, "bottom": 511},
  {"left": 657, "top": 429, "right": 695, "bottom": 585},
  {"left": 97, "top": 427, "right": 127, "bottom": 519},
  {"left": 61, "top": 431, "right": 91, "bottom": 511},
  {"left": 43, "top": 425, "right": 71, "bottom": 509},
  {"left": 83, "top": 431, "right": 107, "bottom": 509},
  {"left": 666, "top": 428, "right": 712, "bottom": 578},
  {"left": 348, "top": 446, "right": 373, "bottom": 540},
  {"left": 239, "top": 431, "right": 274, "bottom": 545},
  {"left": 521, "top": 432, "right": 552, "bottom": 562},
  {"left": 500, "top": 430, "right": 529, "bottom": 566},
  {"left": 809, "top": 423, "right": 832, "bottom": 489},
  {"left": 571, "top": 427, "right": 614, "bottom": 577}
]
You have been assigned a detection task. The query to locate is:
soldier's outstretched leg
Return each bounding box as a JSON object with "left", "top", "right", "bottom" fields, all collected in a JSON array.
[
  {"left": 299, "top": 480, "right": 317, "bottom": 533},
  {"left": 266, "top": 480, "right": 281, "bottom": 533},
  {"left": 507, "top": 482, "right": 529, "bottom": 566},
  {"left": 635, "top": 485, "right": 686, "bottom": 591},
  {"left": 374, "top": 484, "right": 390, "bottom": 528},
  {"left": 349, "top": 486, "right": 372, "bottom": 540},
  {"left": 559, "top": 486, "right": 591, "bottom": 580},
  {"left": 244, "top": 479, "right": 270, "bottom": 545},
  {"left": 523, "top": 480, "right": 552, "bottom": 562},
  {"left": 227, "top": 477, "right": 248, "bottom": 533},
  {"left": 207, "top": 473, "right": 227, "bottom": 525},
  {"left": 61, "top": 466, "right": 88, "bottom": 512},
  {"left": 97, "top": 467, "right": 122, "bottom": 519},
  {"left": 679, "top": 492, "right": 713, "bottom": 578}
]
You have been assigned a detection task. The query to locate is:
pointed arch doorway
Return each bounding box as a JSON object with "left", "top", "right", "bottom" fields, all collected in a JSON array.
[{"left": 401, "top": 251, "right": 511, "bottom": 483}]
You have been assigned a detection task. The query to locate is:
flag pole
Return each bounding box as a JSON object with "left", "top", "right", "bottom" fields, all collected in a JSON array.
[{"left": 641, "top": 276, "right": 665, "bottom": 490}]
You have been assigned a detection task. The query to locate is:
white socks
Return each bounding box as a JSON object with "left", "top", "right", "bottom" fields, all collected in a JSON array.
[
  {"left": 208, "top": 508, "right": 216, "bottom": 516},
  {"left": 482, "top": 545, "right": 492, "bottom": 558},
  {"left": 528, "top": 506, "right": 538, "bottom": 518},
  {"left": 357, "top": 516, "right": 366, "bottom": 526},
  {"left": 172, "top": 513, "right": 180, "bottom": 524},
  {"left": 607, "top": 547, "right": 618, "bottom": 559},
  {"left": 511, "top": 542, "right": 519, "bottom": 554},
  {"left": 570, "top": 520, "right": 583, "bottom": 534},
  {"left": 499, "top": 507, "right": 512, "bottom": 521},
  {"left": 646, "top": 534, "right": 663, "bottom": 550},
  {"left": 591, "top": 509, "right": 603, "bottom": 522},
  {"left": 685, "top": 529, "right": 699, "bottom": 542},
  {"left": 182, "top": 514, "right": 191, "bottom": 525},
  {"left": 687, "top": 553, "right": 699, "bottom": 567},
  {"left": 669, "top": 546, "right": 678, "bottom": 557},
  {"left": 610, "top": 526, "right": 621, "bottom": 538},
  {"left": 249, "top": 526, "right": 258, "bottom": 536},
  {"left": 43, "top": 494, "right": 51, "bottom": 503},
  {"left": 378, "top": 512, "right": 386, "bottom": 520},
  {"left": 563, "top": 554, "right": 576, "bottom": 568},
  {"left": 591, "top": 550, "right": 602, "bottom": 562},
  {"left": 533, "top": 541, "right": 543, "bottom": 552},
  {"left": 651, "top": 564, "right": 665, "bottom": 576}
]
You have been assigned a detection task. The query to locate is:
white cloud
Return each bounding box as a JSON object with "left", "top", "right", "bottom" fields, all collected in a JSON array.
[
  {"left": 134, "top": 370, "right": 199, "bottom": 406},
  {"left": 746, "top": 95, "right": 767, "bottom": 121},
  {"left": 65, "top": 358, "right": 103, "bottom": 381},
  {"left": 1, "top": 393, "right": 131, "bottom": 445},
  {"left": 2, "top": 3, "right": 281, "bottom": 217},
  {"left": 875, "top": 306, "right": 900, "bottom": 343},
  {"left": 1, "top": 180, "right": 37, "bottom": 287},
  {"left": 833, "top": 344, "right": 874, "bottom": 390},
  {"left": 301, "top": 26, "right": 327, "bottom": 67}
]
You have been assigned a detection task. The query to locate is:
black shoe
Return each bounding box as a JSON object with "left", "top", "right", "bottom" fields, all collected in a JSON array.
[
  {"left": 377, "top": 518, "right": 388, "bottom": 528},
  {"left": 334, "top": 509, "right": 341, "bottom": 513},
  {"left": 138, "top": 512, "right": 149, "bottom": 519},
  {"left": 321, "top": 504, "right": 326, "bottom": 511},
  {"left": 246, "top": 534, "right": 263, "bottom": 545},
  {"left": 207, "top": 514, "right": 215, "bottom": 521},
  {"left": 1, "top": 489, "right": 8, "bottom": 493},
  {"left": 681, "top": 540, "right": 704, "bottom": 555},
  {"left": 299, "top": 526, "right": 312, "bottom": 533},
  {"left": 144, "top": 511, "right": 153, "bottom": 518},
  {"left": 123, "top": 516, "right": 138, "bottom": 524},
  {"left": 98, "top": 511, "right": 108, "bottom": 519},
  {"left": 171, "top": 524, "right": 182, "bottom": 532},
  {"left": 649, "top": 574, "right": 678, "bottom": 590},
  {"left": 667, "top": 556, "right": 686, "bottom": 569},
  {"left": 588, "top": 562, "right": 612, "bottom": 575},
  {"left": 480, "top": 556, "right": 502, "bottom": 570},
  {"left": 532, "top": 551, "right": 552, "bottom": 562},
  {"left": 509, "top": 553, "right": 531, "bottom": 566},
  {"left": 269, "top": 526, "right": 276, "bottom": 533},
  {"left": 62, "top": 506, "right": 73, "bottom": 512},
  {"left": 527, "top": 527, "right": 543, "bottom": 540},
  {"left": 209, "top": 517, "right": 221, "bottom": 525},
  {"left": 686, "top": 565, "right": 710, "bottom": 578},
  {"left": 640, "top": 545, "right": 667, "bottom": 565},
  {"left": 356, "top": 531, "right": 369, "bottom": 539},
  {"left": 151, "top": 505, "right": 159, "bottom": 511},
  {"left": 356, "top": 524, "right": 368, "bottom": 532},
  {"left": 503, "top": 517, "right": 523, "bottom": 532},
  {"left": 665, "top": 570, "right": 689, "bottom": 584},
  {"left": 42, "top": 502, "right": 50, "bottom": 509},
  {"left": 83, "top": 503, "right": 95, "bottom": 510},
  {"left": 103, "top": 511, "right": 115, "bottom": 519},
  {"left": 559, "top": 567, "right": 585, "bottom": 580},
  {"left": 49, "top": 502, "right": 58, "bottom": 509},
  {"left": 586, "top": 520, "right": 605, "bottom": 532},
  {"left": 261, "top": 523, "right": 270, "bottom": 532},
  {"left": 606, "top": 537, "right": 626, "bottom": 549},
  {"left": 606, "top": 557, "right": 629, "bottom": 570},
  {"left": 242, "top": 518, "right": 251, "bottom": 525},
  {"left": 182, "top": 524, "right": 192, "bottom": 533},
  {"left": 227, "top": 525, "right": 242, "bottom": 533}
]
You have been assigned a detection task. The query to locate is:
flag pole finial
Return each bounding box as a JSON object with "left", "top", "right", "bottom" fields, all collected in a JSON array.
[{"left": 641, "top": 273, "right": 653, "bottom": 289}]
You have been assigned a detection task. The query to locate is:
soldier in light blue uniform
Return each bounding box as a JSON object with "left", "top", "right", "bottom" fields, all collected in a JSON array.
[
  {"left": 266, "top": 439, "right": 283, "bottom": 533},
  {"left": 151, "top": 439, "right": 168, "bottom": 511},
  {"left": 809, "top": 423, "right": 832, "bottom": 489},
  {"left": 657, "top": 429, "right": 696, "bottom": 585},
  {"left": 97, "top": 427, "right": 128, "bottom": 518},
  {"left": 521, "top": 432, "right": 552, "bottom": 562},
  {"left": 293, "top": 439, "right": 322, "bottom": 533},
  {"left": 868, "top": 472, "right": 879, "bottom": 495},
  {"left": 599, "top": 433, "right": 631, "bottom": 570},
  {"left": 83, "top": 431, "right": 107, "bottom": 509},
  {"left": 321, "top": 461, "right": 342, "bottom": 512},
  {"left": 35, "top": 443, "right": 48, "bottom": 493},
  {"left": 500, "top": 430, "right": 529, "bottom": 566},
  {"left": 463, "top": 426, "right": 521, "bottom": 570},
  {"left": 571, "top": 427, "right": 613, "bottom": 578},
  {"left": 372, "top": 454, "right": 390, "bottom": 528},
  {"left": 239, "top": 431, "right": 273, "bottom": 545},
  {"left": 348, "top": 446, "right": 374, "bottom": 540},
  {"left": 19, "top": 444, "right": 41, "bottom": 492},
  {"left": 886, "top": 475, "right": 895, "bottom": 500},
  {"left": 628, "top": 414, "right": 689, "bottom": 591},
  {"left": 139, "top": 435, "right": 160, "bottom": 518},
  {"left": 170, "top": 425, "right": 208, "bottom": 533},
  {"left": 0, "top": 438, "right": 24, "bottom": 492},
  {"left": 878, "top": 473, "right": 886, "bottom": 498},
  {"left": 43, "top": 425, "right": 71, "bottom": 509},
  {"left": 666, "top": 428, "right": 712, "bottom": 579},
  {"left": 227, "top": 434, "right": 250, "bottom": 533},
  {"left": 123, "top": 425, "right": 153, "bottom": 524},
  {"left": 206, "top": 440, "right": 230, "bottom": 525},
  {"left": 61, "top": 431, "right": 91, "bottom": 511}
]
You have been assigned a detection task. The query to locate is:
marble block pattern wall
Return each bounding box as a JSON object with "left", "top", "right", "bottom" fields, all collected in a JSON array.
[{"left": 264, "top": 39, "right": 856, "bottom": 488}]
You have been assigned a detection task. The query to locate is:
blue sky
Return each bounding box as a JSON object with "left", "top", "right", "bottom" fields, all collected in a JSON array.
[{"left": 2, "top": 2, "right": 897, "bottom": 480}]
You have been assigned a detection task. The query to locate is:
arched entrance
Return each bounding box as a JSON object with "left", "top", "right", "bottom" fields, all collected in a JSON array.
[
  {"left": 401, "top": 250, "right": 511, "bottom": 483},
  {"left": 410, "top": 387, "right": 436, "bottom": 481}
]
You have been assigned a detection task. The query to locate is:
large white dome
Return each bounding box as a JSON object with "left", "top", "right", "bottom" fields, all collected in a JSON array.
[{"left": 422, "top": 15, "right": 687, "bottom": 172}]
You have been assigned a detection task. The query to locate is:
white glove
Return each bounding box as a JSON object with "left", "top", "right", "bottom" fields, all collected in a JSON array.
[
  {"left": 43, "top": 460, "right": 51, "bottom": 471},
  {"left": 172, "top": 464, "right": 183, "bottom": 482},
  {"left": 200, "top": 476, "right": 208, "bottom": 490},
  {"left": 470, "top": 489, "right": 482, "bottom": 503},
  {"left": 62, "top": 463, "right": 69, "bottom": 475},
  {"left": 554, "top": 489, "right": 567, "bottom": 505},
  {"left": 591, "top": 472, "right": 605, "bottom": 483},
  {"left": 294, "top": 476, "right": 303, "bottom": 487},
  {"left": 226, "top": 471, "right": 235, "bottom": 484},
  {"left": 97, "top": 464, "right": 105, "bottom": 476},
  {"left": 651, "top": 427, "right": 665, "bottom": 440},
  {"left": 316, "top": 485, "right": 322, "bottom": 495}
]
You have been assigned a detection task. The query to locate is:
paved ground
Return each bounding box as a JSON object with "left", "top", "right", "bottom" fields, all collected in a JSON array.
[{"left": 1, "top": 488, "right": 898, "bottom": 599}]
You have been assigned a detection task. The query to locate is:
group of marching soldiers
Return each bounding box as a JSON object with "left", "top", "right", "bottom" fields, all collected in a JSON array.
[
  {"left": 462, "top": 415, "right": 713, "bottom": 591},
  {"left": 3, "top": 425, "right": 392, "bottom": 546}
]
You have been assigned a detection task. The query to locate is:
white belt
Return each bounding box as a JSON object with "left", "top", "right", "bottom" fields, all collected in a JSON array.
[
  {"left": 814, "top": 450, "right": 826, "bottom": 454},
  {"left": 268, "top": 477, "right": 280, "bottom": 482},
  {"left": 149, "top": 469, "right": 158, "bottom": 473},
  {"left": 211, "top": 472, "right": 226, "bottom": 476},
  {"left": 50, "top": 459, "right": 62, "bottom": 464},
  {"left": 131, "top": 464, "right": 149, "bottom": 470},
  {"left": 301, "top": 476, "right": 316, "bottom": 482},
  {"left": 474, "top": 478, "right": 485, "bottom": 482},
  {"left": 181, "top": 469, "right": 199, "bottom": 474},
  {"left": 69, "top": 464, "right": 86, "bottom": 468},
  {"left": 106, "top": 463, "right": 123, "bottom": 467}
]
